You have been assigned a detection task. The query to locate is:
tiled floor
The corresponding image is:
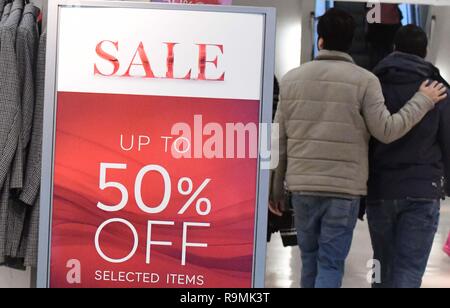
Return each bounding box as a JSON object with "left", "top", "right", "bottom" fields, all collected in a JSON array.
[
  {"left": 0, "top": 267, "right": 31, "bottom": 288},
  {"left": 265, "top": 200, "right": 450, "bottom": 288},
  {"left": 1, "top": 204, "right": 449, "bottom": 289}
]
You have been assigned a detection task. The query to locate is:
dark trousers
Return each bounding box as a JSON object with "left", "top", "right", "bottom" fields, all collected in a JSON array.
[
  {"left": 367, "top": 199, "right": 440, "bottom": 288},
  {"left": 292, "top": 194, "right": 360, "bottom": 288}
]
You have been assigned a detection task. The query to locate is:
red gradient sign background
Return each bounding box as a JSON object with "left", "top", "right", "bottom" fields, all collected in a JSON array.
[{"left": 50, "top": 92, "right": 260, "bottom": 288}]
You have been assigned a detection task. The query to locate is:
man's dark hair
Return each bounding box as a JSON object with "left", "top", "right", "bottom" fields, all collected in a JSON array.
[
  {"left": 317, "top": 8, "right": 356, "bottom": 52},
  {"left": 394, "top": 25, "right": 428, "bottom": 58}
]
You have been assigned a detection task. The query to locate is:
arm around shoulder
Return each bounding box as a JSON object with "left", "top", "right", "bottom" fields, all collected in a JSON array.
[{"left": 362, "top": 75, "right": 435, "bottom": 144}]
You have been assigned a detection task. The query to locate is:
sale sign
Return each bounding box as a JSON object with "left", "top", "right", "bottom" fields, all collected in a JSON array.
[{"left": 40, "top": 3, "right": 273, "bottom": 288}]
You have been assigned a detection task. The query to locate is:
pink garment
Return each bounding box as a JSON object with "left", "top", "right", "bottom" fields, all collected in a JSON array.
[{"left": 445, "top": 232, "right": 450, "bottom": 257}]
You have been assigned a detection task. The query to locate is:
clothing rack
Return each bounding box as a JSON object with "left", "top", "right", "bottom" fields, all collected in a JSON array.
[{"left": 0, "top": 0, "right": 47, "bottom": 288}]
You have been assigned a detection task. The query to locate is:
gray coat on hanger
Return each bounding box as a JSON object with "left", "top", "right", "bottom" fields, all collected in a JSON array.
[
  {"left": 0, "top": 0, "right": 24, "bottom": 263},
  {"left": 0, "top": 0, "right": 6, "bottom": 17},
  {"left": 6, "top": 2, "right": 41, "bottom": 258},
  {"left": 18, "top": 32, "right": 46, "bottom": 267}
]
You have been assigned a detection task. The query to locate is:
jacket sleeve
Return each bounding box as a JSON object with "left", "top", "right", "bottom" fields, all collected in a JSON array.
[
  {"left": 362, "top": 75, "right": 435, "bottom": 144},
  {"left": 10, "top": 28, "right": 37, "bottom": 191},
  {"left": 270, "top": 93, "right": 288, "bottom": 203},
  {"left": 0, "top": 28, "right": 21, "bottom": 189},
  {"left": 0, "top": 111, "right": 20, "bottom": 189},
  {"left": 438, "top": 97, "right": 450, "bottom": 196},
  {"left": 19, "top": 32, "right": 45, "bottom": 206}
]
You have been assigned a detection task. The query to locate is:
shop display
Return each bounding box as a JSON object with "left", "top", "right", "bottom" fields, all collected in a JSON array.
[
  {"left": 37, "top": 1, "right": 275, "bottom": 288},
  {"left": 0, "top": 0, "right": 44, "bottom": 270}
]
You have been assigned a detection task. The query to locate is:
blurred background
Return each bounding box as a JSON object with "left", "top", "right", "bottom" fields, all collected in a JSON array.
[{"left": 253, "top": 0, "right": 450, "bottom": 288}]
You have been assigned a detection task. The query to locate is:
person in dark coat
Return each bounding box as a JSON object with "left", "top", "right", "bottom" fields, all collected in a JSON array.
[
  {"left": 368, "top": 24, "right": 450, "bottom": 288},
  {"left": 366, "top": 3, "right": 403, "bottom": 70}
]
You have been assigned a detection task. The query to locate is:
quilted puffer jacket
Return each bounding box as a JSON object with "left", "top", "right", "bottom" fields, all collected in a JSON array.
[{"left": 270, "top": 50, "right": 435, "bottom": 201}]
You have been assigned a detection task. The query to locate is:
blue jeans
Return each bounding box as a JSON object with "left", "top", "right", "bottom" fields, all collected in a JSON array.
[
  {"left": 366, "top": 199, "right": 440, "bottom": 288},
  {"left": 292, "top": 194, "right": 360, "bottom": 288}
]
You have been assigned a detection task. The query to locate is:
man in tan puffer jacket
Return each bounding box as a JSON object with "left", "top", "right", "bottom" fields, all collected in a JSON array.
[{"left": 269, "top": 8, "right": 447, "bottom": 289}]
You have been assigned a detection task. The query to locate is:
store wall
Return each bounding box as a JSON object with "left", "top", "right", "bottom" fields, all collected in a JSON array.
[
  {"left": 427, "top": 5, "right": 450, "bottom": 82},
  {"left": 234, "top": 0, "right": 316, "bottom": 79},
  {"left": 101, "top": 0, "right": 314, "bottom": 79}
]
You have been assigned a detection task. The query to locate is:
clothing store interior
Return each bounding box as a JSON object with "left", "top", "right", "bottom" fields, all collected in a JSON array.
[{"left": 0, "top": 0, "right": 449, "bottom": 288}]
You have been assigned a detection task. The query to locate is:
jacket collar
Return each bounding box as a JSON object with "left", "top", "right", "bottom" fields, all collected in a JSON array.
[
  {"left": 374, "top": 51, "right": 450, "bottom": 87},
  {"left": 23, "top": 3, "right": 39, "bottom": 18},
  {"left": 10, "top": 0, "right": 23, "bottom": 13},
  {"left": 315, "top": 50, "right": 354, "bottom": 64}
]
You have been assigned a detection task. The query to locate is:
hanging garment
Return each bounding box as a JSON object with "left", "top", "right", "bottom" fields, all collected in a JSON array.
[
  {"left": 0, "top": 0, "right": 6, "bottom": 18},
  {"left": 6, "top": 2, "right": 40, "bottom": 258},
  {"left": 0, "top": 0, "right": 24, "bottom": 263},
  {"left": 9, "top": 1, "right": 25, "bottom": 192},
  {"left": 0, "top": 176, "right": 10, "bottom": 264},
  {"left": 18, "top": 3, "right": 40, "bottom": 160},
  {"left": 445, "top": 231, "right": 450, "bottom": 257},
  {"left": 5, "top": 0, "right": 25, "bottom": 259},
  {"left": 18, "top": 32, "right": 46, "bottom": 267},
  {"left": 19, "top": 7, "right": 42, "bottom": 207},
  {"left": 0, "top": 3, "right": 11, "bottom": 24}
]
